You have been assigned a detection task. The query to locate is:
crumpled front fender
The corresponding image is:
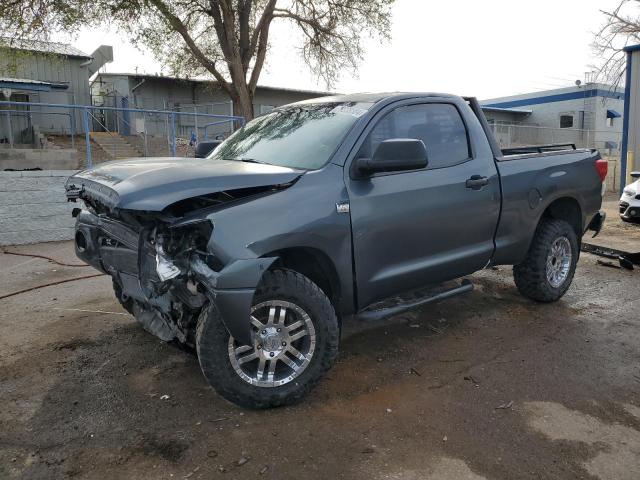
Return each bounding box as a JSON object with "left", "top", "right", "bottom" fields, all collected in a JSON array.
[{"left": 190, "top": 256, "right": 278, "bottom": 345}]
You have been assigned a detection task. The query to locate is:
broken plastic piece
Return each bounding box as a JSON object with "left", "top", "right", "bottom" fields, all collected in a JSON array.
[{"left": 155, "top": 245, "right": 181, "bottom": 281}]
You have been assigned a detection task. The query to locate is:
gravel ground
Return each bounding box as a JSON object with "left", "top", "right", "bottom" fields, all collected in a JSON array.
[{"left": 1, "top": 194, "right": 639, "bottom": 480}]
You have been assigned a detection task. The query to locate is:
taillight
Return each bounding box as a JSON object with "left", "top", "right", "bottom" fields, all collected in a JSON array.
[{"left": 595, "top": 158, "right": 608, "bottom": 182}]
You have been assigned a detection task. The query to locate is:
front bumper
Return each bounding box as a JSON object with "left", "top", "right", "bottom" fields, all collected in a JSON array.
[
  {"left": 619, "top": 201, "right": 640, "bottom": 219},
  {"left": 73, "top": 210, "right": 276, "bottom": 345}
]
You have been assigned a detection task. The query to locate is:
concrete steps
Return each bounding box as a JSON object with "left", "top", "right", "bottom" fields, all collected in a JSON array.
[{"left": 90, "top": 132, "right": 141, "bottom": 159}]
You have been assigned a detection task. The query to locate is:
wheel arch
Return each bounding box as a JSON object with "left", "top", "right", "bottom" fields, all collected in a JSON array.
[
  {"left": 262, "top": 247, "right": 342, "bottom": 313},
  {"left": 539, "top": 196, "right": 583, "bottom": 238}
]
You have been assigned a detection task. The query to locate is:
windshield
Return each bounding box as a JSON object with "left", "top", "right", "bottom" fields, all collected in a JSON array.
[{"left": 209, "top": 102, "right": 373, "bottom": 170}]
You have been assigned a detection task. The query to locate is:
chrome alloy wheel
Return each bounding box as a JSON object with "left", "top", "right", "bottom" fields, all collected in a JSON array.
[
  {"left": 546, "top": 237, "right": 572, "bottom": 288},
  {"left": 228, "top": 300, "right": 316, "bottom": 388}
]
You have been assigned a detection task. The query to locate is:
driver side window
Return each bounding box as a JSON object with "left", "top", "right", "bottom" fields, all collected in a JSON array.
[{"left": 359, "top": 103, "right": 471, "bottom": 169}]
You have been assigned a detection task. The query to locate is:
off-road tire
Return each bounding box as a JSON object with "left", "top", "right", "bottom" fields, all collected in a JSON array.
[
  {"left": 196, "top": 269, "right": 340, "bottom": 409},
  {"left": 112, "top": 277, "right": 134, "bottom": 315},
  {"left": 513, "top": 218, "right": 579, "bottom": 303}
]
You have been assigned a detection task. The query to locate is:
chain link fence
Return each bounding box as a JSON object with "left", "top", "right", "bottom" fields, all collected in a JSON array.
[
  {"left": 488, "top": 122, "right": 623, "bottom": 157},
  {"left": 0, "top": 100, "right": 243, "bottom": 170}
]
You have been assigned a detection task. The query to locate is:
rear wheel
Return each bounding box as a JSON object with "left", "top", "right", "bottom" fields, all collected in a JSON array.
[
  {"left": 513, "top": 219, "right": 579, "bottom": 302},
  {"left": 196, "top": 269, "right": 339, "bottom": 409}
]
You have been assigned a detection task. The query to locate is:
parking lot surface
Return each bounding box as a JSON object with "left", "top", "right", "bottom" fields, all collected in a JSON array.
[{"left": 1, "top": 195, "right": 639, "bottom": 480}]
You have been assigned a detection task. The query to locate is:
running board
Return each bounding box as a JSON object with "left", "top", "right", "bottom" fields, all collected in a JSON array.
[{"left": 356, "top": 279, "right": 474, "bottom": 322}]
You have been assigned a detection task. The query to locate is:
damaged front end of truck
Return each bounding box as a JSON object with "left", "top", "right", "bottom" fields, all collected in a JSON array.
[{"left": 65, "top": 159, "right": 301, "bottom": 347}]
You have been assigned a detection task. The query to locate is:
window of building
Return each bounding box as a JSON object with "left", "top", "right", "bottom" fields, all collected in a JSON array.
[
  {"left": 360, "top": 103, "right": 471, "bottom": 170},
  {"left": 606, "top": 109, "right": 621, "bottom": 128},
  {"left": 259, "top": 105, "right": 275, "bottom": 115},
  {"left": 560, "top": 114, "right": 574, "bottom": 129}
]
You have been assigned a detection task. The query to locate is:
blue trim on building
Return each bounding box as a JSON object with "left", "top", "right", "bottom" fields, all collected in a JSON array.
[
  {"left": 0, "top": 81, "right": 51, "bottom": 92},
  {"left": 484, "top": 88, "right": 624, "bottom": 109},
  {"left": 623, "top": 44, "right": 640, "bottom": 53},
  {"left": 620, "top": 51, "right": 633, "bottom": 193},
  {"left": 606, "top": 109, "right": 622, "bottom": 118}
]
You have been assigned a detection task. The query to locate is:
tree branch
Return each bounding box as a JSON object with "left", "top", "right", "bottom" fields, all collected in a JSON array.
[{"left": 147, "top": 0, "right": 231, "bottom": 94}]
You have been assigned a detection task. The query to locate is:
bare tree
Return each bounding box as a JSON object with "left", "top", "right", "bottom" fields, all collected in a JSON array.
[
  {"left": 0, "top": 0, "right": 395, "bottom": 120},
  {"left": 594, "top": 0, "right": 640, "bottom": 89}
]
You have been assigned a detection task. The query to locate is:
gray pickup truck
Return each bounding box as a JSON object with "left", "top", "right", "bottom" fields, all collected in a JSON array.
[{"left": 66, "top": 93, "right": 607, "bottom": 408}]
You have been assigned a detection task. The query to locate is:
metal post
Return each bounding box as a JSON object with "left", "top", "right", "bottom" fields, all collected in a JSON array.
[
  {"left": 83, "top": 108, "right": 92, "bottom": 168},
  {"left": 28, "top": 112, "right": 33, "bottom": 146},
  {"left": 70, "top": 108, "right": 76, "bottom": 150},
  {"left": 143, "top": 111, "right": 148, "bottom": 157},
  {"left": 194, "top": 105, "right": 199, "bottom": 141},
  {"left": 620, "top": 50, "right": 633, "bottom": 194},
  {"left": 6, "top": 112, "right": 13, "bottom": 147},
  {"left": 170, "top": 112, "right": 177, "bottom": 156}
]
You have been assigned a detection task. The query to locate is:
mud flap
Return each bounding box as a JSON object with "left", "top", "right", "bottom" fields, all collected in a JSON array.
[{"left": 586, "top": 210, "right": 606, "bottom": 238}]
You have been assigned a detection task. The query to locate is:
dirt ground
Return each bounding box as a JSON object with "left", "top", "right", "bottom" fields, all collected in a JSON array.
[{"left": 1, "top": 194, "right": 639, "bottom": 480}]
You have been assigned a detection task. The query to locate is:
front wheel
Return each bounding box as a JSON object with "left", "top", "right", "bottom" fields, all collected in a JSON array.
[
  {"left": 196, "top": 269, "right": 340, "bottom": 409},
  {"left": 513, "top": 218, "right": 579, "bottom": 303}
]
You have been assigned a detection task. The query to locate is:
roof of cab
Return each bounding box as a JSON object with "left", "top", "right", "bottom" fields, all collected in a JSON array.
[{"left": 290, "top": 92, "right": 460, "bottom": 105}]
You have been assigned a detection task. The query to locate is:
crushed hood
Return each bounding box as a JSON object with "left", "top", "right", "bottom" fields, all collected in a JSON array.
[{"left": 66, "top": 157, "right": 304, "bottom": 211}]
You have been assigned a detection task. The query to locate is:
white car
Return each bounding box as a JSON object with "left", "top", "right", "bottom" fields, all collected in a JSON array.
[{"left": 620, "top": 171, "right": 640, "bottom": 222}]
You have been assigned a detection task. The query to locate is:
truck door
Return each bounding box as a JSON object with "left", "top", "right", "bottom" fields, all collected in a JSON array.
[{"left": 346, "top": 100, "right": 501, "bottom": 308}]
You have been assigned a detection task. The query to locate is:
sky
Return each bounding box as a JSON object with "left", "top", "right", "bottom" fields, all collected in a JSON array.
[{"left": 67, "top": 0, "right": 625, "bottom": 100}]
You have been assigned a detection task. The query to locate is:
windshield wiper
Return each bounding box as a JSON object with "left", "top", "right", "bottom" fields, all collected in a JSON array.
[{"left": 224, "top": 158, "right": 267, "bottom": 164}]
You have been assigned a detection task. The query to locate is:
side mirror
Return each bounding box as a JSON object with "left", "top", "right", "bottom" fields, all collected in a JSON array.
[
  {"left": 355, "top": 138, "right": 428, "bottom": 175},
  {"left": 631, "top": 171, "right": 640, "bottom": 179},
  {"left": 195, "top": 140, "right": 222, "bottom": 158}
]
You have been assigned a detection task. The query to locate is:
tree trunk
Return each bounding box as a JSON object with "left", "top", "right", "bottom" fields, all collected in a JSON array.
[{"left": 232, "top": 88, "right": 255, "bottom": 122}]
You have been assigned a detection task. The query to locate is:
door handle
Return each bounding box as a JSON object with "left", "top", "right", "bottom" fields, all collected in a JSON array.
[{"left": 466, "top": 175, "right": 489, "bottom": 190}]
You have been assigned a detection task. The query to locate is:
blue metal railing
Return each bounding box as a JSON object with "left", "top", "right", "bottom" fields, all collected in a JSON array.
[{"left": 0, "top": 100, "right": 245, "bottom": 167}]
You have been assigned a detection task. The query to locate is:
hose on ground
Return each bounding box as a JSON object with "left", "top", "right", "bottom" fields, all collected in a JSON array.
[
  {"left": 1, "top": 250, "right": 89, "bottom": 267},
  {"left": 0, "top": 273, "right": 106, "bottom": 301}
]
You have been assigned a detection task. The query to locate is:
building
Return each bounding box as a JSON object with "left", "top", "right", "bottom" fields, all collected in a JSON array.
[
  {"left": 481, "top": 84, "right": 625, "bottom": 154},
  {"left": 91, "top": 73, "right": 332, "bottom": 140},
  {"left": 0, "top": 38, "right": 112, "bottom": 141}
]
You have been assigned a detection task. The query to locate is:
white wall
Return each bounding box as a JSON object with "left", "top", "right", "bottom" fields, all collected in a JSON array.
[{"left": 0, "top": 170, "right": 77, "bottom": 246}]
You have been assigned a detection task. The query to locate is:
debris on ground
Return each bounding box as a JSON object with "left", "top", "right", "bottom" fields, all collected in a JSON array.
[
  {"left": 386, "top": 408, "right": 392, "bottom": 413},
  {"left": 597, "top": 259, "right": 621, "bottom": 269},
  {"left": 209, "top": 417, "right": 228, "bottom": 423},
  {"left": 582, "top": 242, "right": 640, "bottom": 270},
  {"left": 426, "top": 324, "right": 444, "bottom": 334},
  {"left": 464, "top": 375, "right": 480, "bottom": 387},
  {"left": 237, "top": 456, "right": 250, "bottom": 466},
  {"left": 495, "top": 401, "right": 514, "bottom": 410},
  {"left": 184, "top": 466, "right": 200, "bottom": 478},
  {"left": 160, "top": 395, "right": 170, "bottom": 400},
  {"left": 259, "top": 466, "right": 269, "bottom": 475},
  {"left": 409, "top": 367, "right": 422, "bottom": 377}
]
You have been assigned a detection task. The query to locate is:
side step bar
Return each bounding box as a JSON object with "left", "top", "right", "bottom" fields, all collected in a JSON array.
[{"left": 356, "top": 279, "right": 474, "bottom": 322}]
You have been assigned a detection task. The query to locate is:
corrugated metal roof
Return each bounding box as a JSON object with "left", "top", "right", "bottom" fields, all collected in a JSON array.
[
  {"left": 96, "top": 72, "right": 334, "bottom": 96},
  {"left": 0, "top": 37, "right": 91, "bottom": 59}
]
